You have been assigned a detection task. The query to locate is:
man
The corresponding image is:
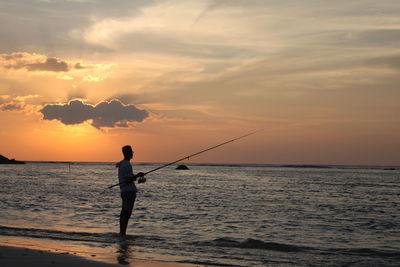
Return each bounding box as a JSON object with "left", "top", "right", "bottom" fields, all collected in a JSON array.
[{"left": 117, "top": 145, "right": 146, "bottom": 237}]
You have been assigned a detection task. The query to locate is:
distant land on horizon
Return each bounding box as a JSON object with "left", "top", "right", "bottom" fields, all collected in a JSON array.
[{"left": 0, "top": 154, "right": 26, "bottom": 164}]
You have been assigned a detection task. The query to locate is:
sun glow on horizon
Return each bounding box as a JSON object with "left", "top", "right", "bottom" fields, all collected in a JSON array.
[{"left": 0, "top": 1, "right": 399, "bottom": 165}]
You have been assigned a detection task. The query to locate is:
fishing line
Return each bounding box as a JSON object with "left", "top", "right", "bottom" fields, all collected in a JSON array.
[{"left": 108, "top": 129, "right": 262, "bottom": 189}]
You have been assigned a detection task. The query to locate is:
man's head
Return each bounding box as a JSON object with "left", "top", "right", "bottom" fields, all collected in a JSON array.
[{"left": 122, "top": 145, "right": 133, "bottom": 160}]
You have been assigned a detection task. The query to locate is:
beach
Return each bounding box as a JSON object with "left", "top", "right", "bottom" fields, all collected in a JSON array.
[
  {"left": 0, "top": 245, "right": 199, "bottom": 267},
  {"left": 0, "top": 245, "right": 120, "bottom": 267},
  {"left": 0, "top": 234, "right": 202, "bottom": 267}
]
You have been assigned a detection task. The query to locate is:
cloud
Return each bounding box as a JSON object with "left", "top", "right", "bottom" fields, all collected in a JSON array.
[
  {"left": 76, "top": 0, "right": 265, "bottom": 58},
  {"left": 40, "top": 99, "right": 149, "bottom": 129},
  {"left": 26, "top": 57, "right": 69, "bottom": 72},
  {"left": 2, "top": 53, "right": 25, "bottom": 60},
  {"left": 0, "top": 94, "right": 40, "bottom": 112},
  {"left": 0, "top": 102, "right": 25, "bottom": 111},
  {"left": 0, "top": 52, "right": 105, "bottom": 73},
  {"left": 0, "top": 52, "right": 115, "bottom": 83},
  {"left": 1, "top": 52, "right": 69, "bottom": 72}
]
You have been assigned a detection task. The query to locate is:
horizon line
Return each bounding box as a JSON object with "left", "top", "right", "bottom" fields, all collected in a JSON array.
[{"left": 18, "top": 160, "right": 400, "bottom": 168}]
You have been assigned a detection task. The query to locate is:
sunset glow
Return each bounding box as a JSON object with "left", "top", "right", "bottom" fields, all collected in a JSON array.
[{"left": 1, "top": 0, "right": 399, "bottom": 165}]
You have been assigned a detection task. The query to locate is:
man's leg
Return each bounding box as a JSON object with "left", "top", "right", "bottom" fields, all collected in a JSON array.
[{"left": 120, "top": 191, "right": 136, "bottom": 236}]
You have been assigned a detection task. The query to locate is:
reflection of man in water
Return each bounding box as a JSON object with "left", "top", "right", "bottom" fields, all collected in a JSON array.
[
  {"left": 117, "top": 239, "right": 131, "bottom": 265},
  {"left": 117, "top": 145, "right": 146, "bottom": 237}
]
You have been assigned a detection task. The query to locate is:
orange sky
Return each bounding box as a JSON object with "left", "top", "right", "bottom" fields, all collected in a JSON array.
[{"left": 0, "top": 1, "right": 399, "bottom": 165}]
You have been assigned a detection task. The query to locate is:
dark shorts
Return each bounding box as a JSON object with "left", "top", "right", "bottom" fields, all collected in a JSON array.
[{"left": 121, "top": 191, "right": 136, "bottom": 214}]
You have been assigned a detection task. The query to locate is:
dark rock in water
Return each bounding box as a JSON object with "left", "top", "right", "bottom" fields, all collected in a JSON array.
[
  {"left": 0, "top": 154, "right": 26, "bottom": 164},
  {"left": 176, "top": 164, "right": 189, "bottom": 170}
]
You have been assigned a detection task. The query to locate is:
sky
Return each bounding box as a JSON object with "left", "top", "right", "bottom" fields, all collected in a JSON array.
[{"left": 0, "top": 0, "right": 399, "bottom": 165}]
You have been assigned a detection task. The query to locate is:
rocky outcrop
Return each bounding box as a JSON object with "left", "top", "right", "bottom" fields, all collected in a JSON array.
[
  {"left": 176, "top": 164, "right": 189, "bottom": 170},
  {"left": 0, "top": 154, "right": 26, "bottom": 164}
]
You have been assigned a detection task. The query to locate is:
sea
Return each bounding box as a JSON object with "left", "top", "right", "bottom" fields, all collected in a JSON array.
[{"left": 0, "top": 162, "right": 399, "bottom": 266}]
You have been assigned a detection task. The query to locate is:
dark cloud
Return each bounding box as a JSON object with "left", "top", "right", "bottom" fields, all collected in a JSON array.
[
  {"left": 90, "top": 99, "right": 148, "bottom": 128},
  {"left": 26, "top": 57, "right": 69, "bottom": 72},
  {"left": 1, "top": 53, "right": 100, "bottom": 73},
  {"left": 0, "top": 94, "right": 36, "bottom": 112},
  {"left": 1, "top": 53, "right": 24, "bottom": 60},
  {"left": 41, "top": 99, "right": 149, "bottom": 128},
  {"left": 0, "top": 102, "right": 25, "bottom": 111},
  {"left": 2, "top": 54, "right": 70, "bottom": 72},
  {"left": 41, "top": 100, "right": 93, "bottom": 125}
]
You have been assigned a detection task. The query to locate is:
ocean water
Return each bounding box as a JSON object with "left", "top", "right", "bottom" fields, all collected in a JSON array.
[{"left": 0, "top": 162, "right": 399, "bottom": 266}]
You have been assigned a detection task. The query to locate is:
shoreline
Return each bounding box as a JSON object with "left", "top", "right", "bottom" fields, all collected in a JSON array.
[
  {"left": 0, "top": 246, "right": 120, "bottom": 267},
  {"left": 0, "top": 236, "right": 203, "bottom": 267}
]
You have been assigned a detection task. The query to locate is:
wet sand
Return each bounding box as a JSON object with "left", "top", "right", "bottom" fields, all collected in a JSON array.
[{"left": 0, "top": 246, "right": 201, "bottom": 267}]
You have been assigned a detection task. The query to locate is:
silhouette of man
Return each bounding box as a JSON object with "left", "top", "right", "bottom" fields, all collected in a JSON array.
[{"left": 117, "top": 145, "right": 146, "bottom": 237}]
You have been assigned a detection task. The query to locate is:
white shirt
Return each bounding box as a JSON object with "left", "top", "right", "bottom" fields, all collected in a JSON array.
[{"left": 117, "top": 160, "right": 137, "bottom": 193}]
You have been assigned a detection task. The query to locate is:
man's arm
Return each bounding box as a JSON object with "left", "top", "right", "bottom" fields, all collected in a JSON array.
[{"left": 126, "top": 172, "right": 146, "bottom": 183}]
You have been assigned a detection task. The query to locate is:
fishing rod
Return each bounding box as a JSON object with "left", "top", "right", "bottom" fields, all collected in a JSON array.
[{"left": 108, "top": 129, "right": 262, "bottom": 189}]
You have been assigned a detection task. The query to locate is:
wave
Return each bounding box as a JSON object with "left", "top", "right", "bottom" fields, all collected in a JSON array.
[
  {"left": 192, "top": 237, "right": 308, "bottom": 252},
  {"left": 2, "top": 226, "right": 399, "bottom": 260},
  {"left": 330, "top": 247, "right": 400, "bottom": 259},
  {"left": 192, "top": 237, "right": 400, "bottom": 259},
  {"left": 178, "top": 259, "right": 244, "bottom": 267},
  {"left": 0, "top": 225, "right": 115, "bottom": 243},
  {"left": 0, "top": 225, "right": 164, "bottom": 245}
]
